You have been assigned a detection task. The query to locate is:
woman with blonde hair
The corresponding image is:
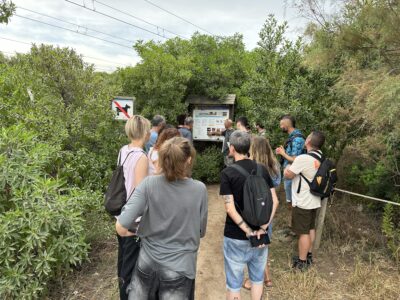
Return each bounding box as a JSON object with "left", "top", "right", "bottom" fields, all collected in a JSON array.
[
  {"left": 116, "top": 115, "right": 151, "bottom": 300},
  {"left": 148, "top": 127, "right": 181, "bottom": 174},
  {"left": 116, "top": 137, "right": 208, "bottom": 300},
  {"left": 243, "top": 136, "right": 281, "bottom": 290}
]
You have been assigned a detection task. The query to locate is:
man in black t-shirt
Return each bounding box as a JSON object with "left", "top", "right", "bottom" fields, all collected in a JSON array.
[{"left": 220, "top": 130, "right": 279, "bottom": 300}]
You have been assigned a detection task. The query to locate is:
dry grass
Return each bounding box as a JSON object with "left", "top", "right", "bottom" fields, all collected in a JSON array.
[{"left": 261, "top": 188, "right": 400, "bottom": 300}]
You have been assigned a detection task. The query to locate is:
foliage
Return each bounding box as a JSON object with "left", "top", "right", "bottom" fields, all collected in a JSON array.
[
  {"left": 0, "top": 46, "right": 124, "bottom": 298},
  {"left": 0, "top": 126, "right": 101, "bottom": 299},
  {"left": 0, "top": 0, "right": 15, "bottom": 24},
  {"left": 301, "top": 0, "right": 400, "bottom": 259},
  {"left": 116, "top": 34, "right": 250, "bottom": 123},
  {"left": 239, "top": 15, "right": 341, "bottom": 157},
  {"left": 0, "top": 44, "right": 125, "bottom": 190},
  {"left": 192, "top": 146, "right": 224, "bottom": 183}
]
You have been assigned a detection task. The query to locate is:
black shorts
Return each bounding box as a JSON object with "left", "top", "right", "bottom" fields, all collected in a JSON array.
[{"left": 292, "top": 207, "right": 317, "bottom": 235}]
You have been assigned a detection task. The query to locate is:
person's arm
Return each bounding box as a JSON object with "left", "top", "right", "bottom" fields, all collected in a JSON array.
[
  {"left": 266, "top": 188, "right": 279, "bottom": 226},
  {"left": 200, "top": 186, "right": 208, "bottom": 238},
  {"left": 223, "top": 195, "right": 253, "bottom": 237},
  {"left": 284, "top": 155, "right": 303, "bottom": 179},
  {"left": 284, "top": 168, "right": 296, "bottom": 179},
  {"left": 116, "top": 179, "right": 148, "bottom": 236},
  {"left": 277, "top": 146, "right": 296, "bottom": 163}
]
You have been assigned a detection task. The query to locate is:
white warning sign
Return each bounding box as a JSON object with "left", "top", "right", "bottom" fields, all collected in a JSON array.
[{"left": 112, "top": 97, "right": 134, "bottom": 120}]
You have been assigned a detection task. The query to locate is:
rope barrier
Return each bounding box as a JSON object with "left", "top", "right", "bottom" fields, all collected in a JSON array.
[{"left": 334, "top": 188, "right": 400, "bottom": 207}]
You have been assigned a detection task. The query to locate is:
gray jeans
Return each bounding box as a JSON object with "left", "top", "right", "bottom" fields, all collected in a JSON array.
[{"left": 128, "top": 251, "right": 194, "bottom": 300}]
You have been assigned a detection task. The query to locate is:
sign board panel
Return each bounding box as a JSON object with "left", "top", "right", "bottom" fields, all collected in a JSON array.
[
  {"left": 112, "top": 97, "right": 134, "bottom": 120},
  {"left": 192, "top": 108, "right": 229, "bottom": 141}
]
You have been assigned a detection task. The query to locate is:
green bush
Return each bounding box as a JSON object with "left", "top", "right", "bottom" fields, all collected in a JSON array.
[
  {"left": 192, "top": 145, "right": 224, "bottom": 183},
  {"left": 0, "top": 126, "right": 100, "bottom": 299}
]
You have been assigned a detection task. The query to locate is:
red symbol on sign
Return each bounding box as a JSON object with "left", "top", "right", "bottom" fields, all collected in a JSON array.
[{"left": 113, "top": 100, "right": 131, "bottom": 119}]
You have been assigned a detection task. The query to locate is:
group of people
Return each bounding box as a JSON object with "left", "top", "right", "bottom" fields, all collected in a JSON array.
[
  {"left": 219, "top": 115, "right": 326, "bottom": 300},
  {"left": 113, "top": 113, "right": 326, "bottom": 300}
]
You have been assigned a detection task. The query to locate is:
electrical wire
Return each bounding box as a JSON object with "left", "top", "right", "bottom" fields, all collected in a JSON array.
[
  {"left": 18, "top": 6, "right": 136, "bottom": 44},
  {"left": 0, "top": 36, "right": 130, "bottom": 67},
  {"left": 93, "top": 0, "right": 186, "bottom": 39},
  {"left": 14, "top": 14, "right": 133, "bottom": 49},
  {"left": 143, "top": 0, "right": 214, "bottom": 36},
  {"left": 65, "top": 0, "right": 168, "bottom": 39}
]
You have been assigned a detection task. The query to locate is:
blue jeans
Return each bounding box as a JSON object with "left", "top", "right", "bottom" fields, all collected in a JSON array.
[
  {"left": 128, "top": 251, "right": 195, "bottom": 300},
  {"left": 284, "top": 179, "right": 293, "bottom": 203},
  {"left": 223, "top": 237, "right": 268, "bottom": 292}
]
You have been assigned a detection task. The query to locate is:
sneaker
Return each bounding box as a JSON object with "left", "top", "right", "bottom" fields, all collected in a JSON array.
[
  {"left": 293, "top": 259, "right": 308, "bottom": 271},
  {"left": 292, "top": 255, "right": 312, "bottom": 267}
]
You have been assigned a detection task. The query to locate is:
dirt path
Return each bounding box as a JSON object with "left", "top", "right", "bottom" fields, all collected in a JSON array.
[
  {"left": 49, "top": 184, "right": 400, "bottom": 300},
  {"left": 195, "top": 185, "right": 251, "bottom": 299}
]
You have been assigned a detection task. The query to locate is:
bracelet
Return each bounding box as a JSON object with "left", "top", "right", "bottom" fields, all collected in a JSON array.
[{"left": 237, "top": 220, "right": 244, "bottom": 226}]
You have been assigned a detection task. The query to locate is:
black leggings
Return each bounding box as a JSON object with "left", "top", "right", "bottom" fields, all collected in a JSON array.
[{"left": 117, "top": 235, "right": 141, "bottom": 300}]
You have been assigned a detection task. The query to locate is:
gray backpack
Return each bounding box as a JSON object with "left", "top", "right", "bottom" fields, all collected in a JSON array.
[{"left": 230, "top": 162, "right": 273, "bottom": 226}]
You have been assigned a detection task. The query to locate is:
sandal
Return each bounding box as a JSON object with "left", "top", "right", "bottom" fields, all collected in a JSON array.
[
  {"left": 264, "top": 279, "right": 273, "bottom": 288},
  {"left": 242, "top": 278, "right": 251, "bottom": 290}
]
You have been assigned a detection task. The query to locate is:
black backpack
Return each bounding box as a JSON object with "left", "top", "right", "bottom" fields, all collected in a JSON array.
[
  {"left": 297, "top": 151, "right": 338, "bottom": 199},
  {"left": 104, "top": 150, "right": 143, "bottom": 216},
  {"left": 230, "top": 162, "right": 273, "bottom": 226}
]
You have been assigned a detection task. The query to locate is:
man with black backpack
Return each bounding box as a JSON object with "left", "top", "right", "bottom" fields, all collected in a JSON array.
[
  {"left": 284, "top": 130, "right": 336, "bottom": 271},
  {"left": 220, "top": 130, "right": 279, "bottom": 300},
  {"left": 276, "top": 115, "right": 306, "bottom": 226}
]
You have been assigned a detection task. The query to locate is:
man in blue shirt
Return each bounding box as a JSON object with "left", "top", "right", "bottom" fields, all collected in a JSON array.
[
  {"left": 145, "top": 115, "right": 165, "bottom": 152},
  {"left": 179, "top": 117, "right": 194, "bottom": 144},
  {"left": 276, "top": 115, "right": 305, "bottom": 211}
]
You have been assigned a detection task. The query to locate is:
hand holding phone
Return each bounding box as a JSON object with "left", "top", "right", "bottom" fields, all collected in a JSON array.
[{"left": 249, "top": 233, "right": 270, "bottom": 248}]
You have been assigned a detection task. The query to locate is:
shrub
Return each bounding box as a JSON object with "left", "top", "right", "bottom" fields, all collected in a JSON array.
[
  {"left": 192, "top": 145, "right": 224, "bottom": 183},
  {"left": 0, "top": 126, "right": 99, "bottom": 299}
]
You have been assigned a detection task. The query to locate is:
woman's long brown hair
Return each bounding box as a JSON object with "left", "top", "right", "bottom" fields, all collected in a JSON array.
[
  {"left": 158, "top": 137, "right": 196, "bottom": 181},
  {"left": 250, "top": 136, "right": 279, "bottom": 177}
]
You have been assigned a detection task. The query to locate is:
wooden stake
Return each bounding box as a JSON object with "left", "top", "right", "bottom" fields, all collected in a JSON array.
[{"left": 313, "top": 197, "right": 328, "bottom": 251}]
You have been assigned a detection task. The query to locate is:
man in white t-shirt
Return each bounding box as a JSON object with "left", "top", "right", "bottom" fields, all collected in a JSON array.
[{"left": 284, "top": 130, "right": 326, "bottom": 271}]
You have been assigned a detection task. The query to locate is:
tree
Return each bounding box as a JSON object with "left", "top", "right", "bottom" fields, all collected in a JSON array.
[{"left": 0, "top": 0, "right": 15, "bottom": 24}]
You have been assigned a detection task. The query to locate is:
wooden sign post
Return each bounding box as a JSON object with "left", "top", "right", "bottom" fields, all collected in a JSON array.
[{"left": 313, "top": 197, "right": 329, "bottom": 251}]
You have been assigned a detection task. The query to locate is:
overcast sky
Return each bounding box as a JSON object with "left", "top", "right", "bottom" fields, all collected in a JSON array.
[{"left": 0, "top": 0, "right": 309, "bottom": 72}]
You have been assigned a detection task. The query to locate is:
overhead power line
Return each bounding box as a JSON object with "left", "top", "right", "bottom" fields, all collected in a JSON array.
[
  {"left": 93, "top": 0, "right": 186, "bottom": 39},
  {"left": 65, "top": 0, "right": 170, "bottom": 40},
  {"left": 14, "top": 14, "right": 133, "bottom": 50},
  {"left": 0, "top": 36, "right": 130, "bottom": 67},
  {"left": 18, "top": 6, "right": 135, "bottom": 44},
  {"left": 143, "top": 0, "right": 214, "bottom": 36}
]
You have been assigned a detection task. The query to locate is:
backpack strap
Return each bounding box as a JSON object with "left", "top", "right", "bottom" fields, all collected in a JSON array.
[
  {"left": 120, "top": 149, "right": 146, "bottom": 166},
  {"left": 230, "top": 164, "right": 250, "bottom": 178},
  {"left": 297, "top": 151, "right": 323, "bottom": 193},
  {"left": 297, "top": 173, "right": 311, "bottom": 193},
  {"left": 307, "top": 150, "right": 325, "bottom": 163},
  {"left": 285, "top": 133, "right": 305, "bottom": 149}
]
